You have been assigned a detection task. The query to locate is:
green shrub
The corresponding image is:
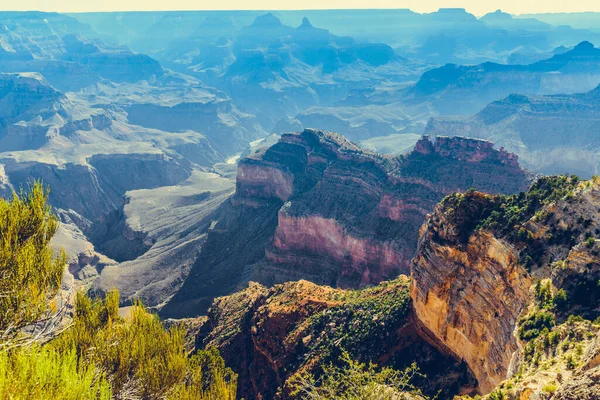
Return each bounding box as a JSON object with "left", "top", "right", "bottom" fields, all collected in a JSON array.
[
  {"left": 0, "top": 345, "right": 111, "bottom": 399},
  {"left": 489, "top": 389, "right": 505, "bottom": 400},
  {"left": 290, "top": 351, "right": 424, "bottom": 400},
  {"left": 542, "top": 382, "right": 558, "bottom": 394},
  {"left": 0, "top": 182, "right": 66, "bottom": 339},
  {"left": 519, "top": 311, "right": 555, "bottom": 341},
  {"left": 535, "top": 280, "right": 554, "bottom": 308},
  {"left": 566, "top": 355, "right": 577, "bottom": 370},
  {"left": 547, "top": 331, "right": 561, "bottom": 347},
  {"left": 553, "top": 289, "right": 568, "bottom": 310}
]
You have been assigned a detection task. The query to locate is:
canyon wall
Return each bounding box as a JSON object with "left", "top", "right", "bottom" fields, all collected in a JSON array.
[
  {"left": 411, "top": 193, "right": 532, "bottom": 393},
  {"left": 163, "top": 129, "right": 528, "bottom": 317},
  {"left": 196, "top": 278, "right": 475, "bottom": 400}
]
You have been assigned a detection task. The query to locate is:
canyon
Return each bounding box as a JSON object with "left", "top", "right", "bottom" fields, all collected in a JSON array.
[
  {"left": 159, "top": 129, "right": 528, "bottom": 317},
  {"left": 2, "top": 9, "right": 600, "bottom": 399},
  {"left": 194, "top": 176, "right": 600, "bottom": 399}
]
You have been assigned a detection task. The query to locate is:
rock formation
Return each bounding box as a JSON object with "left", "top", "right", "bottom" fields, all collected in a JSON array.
[
  {"left": 196, "top": 278, "right": 475, "bottom": 400},
  {"left": 0, "top": 70, "right": 264, "bottom": 310},
  {"left": 411, "top": 193, "right": 532, "bottom": 392},
  {"left": 412, "top": 176, "right": 600, "bottom": 395},
  {"left": 194, "top": 175, "right": 600, "bottom": 399},
  {"left": 162, "top": 129, "right": 527, "bottom": 317}
]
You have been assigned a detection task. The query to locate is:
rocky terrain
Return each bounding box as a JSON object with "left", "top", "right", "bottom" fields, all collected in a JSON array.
[
  {"left": 75, "top": 9, "right": 600, "bottom": 65},
  {"left": 196, "top": 277, "right": 475, "bottom": 399},
  {"left": 0, "top": 70, "right": 263, "bottom": 308},
  {"left": 413, "top": 176, "right": 600, "bottom": 398},
  {"left": 156, "top": 13, "right": 421, "bottom": 131},
  {"left": 0, "top": 15, "right": 163, "bottom": 91},
  {"left": 424, "top": 84, "right": 600, "bottom": 178},
  {"left": 159, "top": 129, "right": 528, "bottom": 317},
  {"left": 192, "top": 175, "right": 600, "bottom": 399}
]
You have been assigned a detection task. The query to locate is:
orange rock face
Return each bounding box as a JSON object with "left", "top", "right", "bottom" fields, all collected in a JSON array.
[{"left": 411, "top": 198, "right": 532, "bottom": 393}]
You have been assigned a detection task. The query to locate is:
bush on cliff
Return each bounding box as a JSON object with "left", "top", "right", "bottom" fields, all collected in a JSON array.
[{"left": 0, "top": 181, "right": 65, "bottom": 340}]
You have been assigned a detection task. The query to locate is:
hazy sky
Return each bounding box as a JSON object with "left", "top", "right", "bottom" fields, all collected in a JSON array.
[{"left": 4, "top": 0, "right": 600, "bottom": 16}]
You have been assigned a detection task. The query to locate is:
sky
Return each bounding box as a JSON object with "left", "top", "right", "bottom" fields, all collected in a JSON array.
[{"left": 3, "top": 0, "right": 600, "bottom": 16}]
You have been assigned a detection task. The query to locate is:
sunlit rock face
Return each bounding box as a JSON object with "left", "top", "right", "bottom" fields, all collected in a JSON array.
[
  {"left": 410, "top": 177, "right": 600, "bottom": 395},
  {"left": 411, "top": 194, "right": 532, "bottom": 393},
  {"left": 162, "top": 129, "right": 528, "bottom": 317}
]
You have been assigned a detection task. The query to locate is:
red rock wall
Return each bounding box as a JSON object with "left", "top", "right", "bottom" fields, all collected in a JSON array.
[{"left": 269, "top": 212, "right": 407, "bottom": 285}]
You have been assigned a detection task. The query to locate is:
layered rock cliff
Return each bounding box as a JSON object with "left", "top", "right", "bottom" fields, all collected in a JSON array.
[
  {"left": 411, "top": 193, "right": 532, "bottom": 392},
  {"left": 162, "top": 129, "right": 527, "bottom": 317},
  {"left": 193, "top": 175, "right": 600, "bottom": 399},
  {"left": 412, "top": 176, "right": 600, "bottom": 395}
]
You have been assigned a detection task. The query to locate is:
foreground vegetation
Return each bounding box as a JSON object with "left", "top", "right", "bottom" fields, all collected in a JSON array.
[
  {"left": 291, "top": 351, "right": 425, "bottom": 400},
  {"left": 0, "top": 183, "right": 237, "bottom": 399}
]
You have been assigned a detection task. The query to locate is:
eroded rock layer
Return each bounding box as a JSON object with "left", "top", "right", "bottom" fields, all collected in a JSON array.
[
  {"left": 411, "top": 176, "right": 600, "bottom": 395},
  {"left": 411, "top": 194, "right": 532, "bottom": 392},
  {"left": 163, "top": 129, "right": 527, "bottom": 316}
]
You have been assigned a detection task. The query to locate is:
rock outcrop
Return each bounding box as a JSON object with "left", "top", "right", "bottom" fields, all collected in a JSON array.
[
  {"left": 163, "top": 129, "right": 527, "bottom": 317},
  {"left": 196, "top": 278, "right": 475, "bottom": 400},
  {"left": 192, "top": 175, "right": 600, "bottom": 400},
  {"left": 411, "top": 176, "right": 600, "bottom": 395},
  {"left": 411, "top": 193, "right": 532, "bottom": 392}
]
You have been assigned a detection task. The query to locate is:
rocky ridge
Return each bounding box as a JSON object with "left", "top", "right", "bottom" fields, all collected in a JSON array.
[
  {"left": 406, "top": 41, "right": 600, "bottom": 116},
  {"left": 196, "top": 277, "right": 475, "bottom": 400},
  {"left": 161, "top": 129, "right": 527, "bottom": 317},
  {"left": 424, "top": 85, "right": 600, "bottom": 177},
  {"left": 194, "top": 175, "right": 600, "bottom": 400}
]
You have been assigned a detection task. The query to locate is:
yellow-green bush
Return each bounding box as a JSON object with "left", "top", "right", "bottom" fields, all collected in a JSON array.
[
  {"left": 290, "top": 351, "right": 425, "bottom": 399},
  {"left": 0, "top": 293, "right": 238, "bottom": 400},
  {"left": 0, "top": 183, "right": 238, "bottom": 399},
  {"left": 0, "top": 182, "right": 65, "bottom": 337},
  {"left": 0, "top": 345, "right": 112, "bottom": 399},
  {"left": 51, "top": 292, "right": 237, "bottom": 399}
]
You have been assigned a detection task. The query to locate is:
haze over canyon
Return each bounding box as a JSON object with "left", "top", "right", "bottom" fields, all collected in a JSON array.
[{"left": 1, "top": 6, "right": 600, "bottom": 400}]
